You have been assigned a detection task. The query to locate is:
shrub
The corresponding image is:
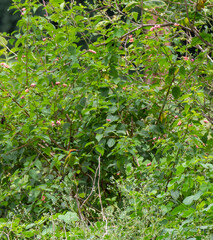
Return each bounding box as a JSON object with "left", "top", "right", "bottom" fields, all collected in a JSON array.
[{"left": 0, "top": 0, "right": 212, "bottom": 238}]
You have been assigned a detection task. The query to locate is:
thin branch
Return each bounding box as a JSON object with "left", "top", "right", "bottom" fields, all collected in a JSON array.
[
  {"left": 184, "top": 0, "right": 193, "bottom": 29},
  {"left": 202, "top": 112, "right": 213, "bottom": 125},
  {"left": 193, "top": 28, "right": 213, "bottom": 47},
  {"left": 80, "top": 166, "right": 99, "bottom": 209},
  {"left": 88, "top": 5, "right": 110, "bottom": 14},
  {"left": 0, "top": 84, "right": 30, "bottom": 117},
  {"left": 140, "top": 0, "right": 144, "bottom": 25},
  {"left": 184, "top": 0, "right": 213, "bottom": 47},
  {"left": 4, "top": 139, "right": 36, "bottom": 155},
  {"left": 196, "top": 44, "right": 213, "bottom": 63},
  {"left": 74, "top": 190, "right": 85, "bottom": 221},
  {"left": 47, "top": 132, "right": 66, "bottom": 150},
  {"left": 97, "top": 154, "right": 108, "bottom": 238},
  {"left": 0, "top": 37, "right": 17, "bottom": 57},
  {"left": 42, "top": 0, "right": 48, "bottom": 17},
  {"left": 156, "top": 71, "right": 176, "bottom": 125},
  {"left": 95, "top": 22, "right": 175, "bottom": 47}
]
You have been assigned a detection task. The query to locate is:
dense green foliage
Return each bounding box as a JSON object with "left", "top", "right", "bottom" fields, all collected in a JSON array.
[{"left": 0, "top": 0, "right": 213, "bottom": 239}]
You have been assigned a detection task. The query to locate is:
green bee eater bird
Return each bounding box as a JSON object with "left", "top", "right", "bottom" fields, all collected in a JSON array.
[{"left": 64, "top": 149, "right": 79, "bottom": 168}]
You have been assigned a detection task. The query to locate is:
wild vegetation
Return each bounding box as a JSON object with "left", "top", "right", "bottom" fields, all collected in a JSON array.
[{"left": 0, "top": 0, "right": 212, "bottom": 239}]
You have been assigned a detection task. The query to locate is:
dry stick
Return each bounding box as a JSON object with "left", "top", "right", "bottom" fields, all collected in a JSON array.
[
  {"left": 197, "top": 44, "right": 213, "bottom": 63},
  {"left": 80, "top": 165, "right": 99, "bottom": 209},
  {"left": 97, "top": 154, "right": 108, "bottom": 238},
  {"left": 192, "top": 0, "right": 199, "bottom": 24},
  {"left": 0, "top": 38, "right": 17, "bottom": 57},
  {"left": 179, "top": 68, "right": 196, "bottom": 89},
  {"left": 63, "top": 225, "right": 68, "bottom": 240},
  {"left": 94, "top": 10, "right": 211, "bottom": 48},
  {"left": 192, "top": 27, "right": 213, "bottom": 47},
  {"left": 74, "top": 183, "right": 85, "bottom": 221}
]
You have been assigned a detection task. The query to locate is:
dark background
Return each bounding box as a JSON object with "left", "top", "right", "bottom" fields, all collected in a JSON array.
[
  {"left": 0, "top": 0, "right": 20, "bottom": 34},
  {"left": 0, "top": 0, "right": 93, "bottom": 34}
]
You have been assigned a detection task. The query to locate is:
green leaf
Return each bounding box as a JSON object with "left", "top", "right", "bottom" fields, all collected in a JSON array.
[
  {"left": 123, "top": 2, "right": 138, "bottom": 12},
  {"left": 183, "top": 191, "right": 203, "bottom": 205},
  {"left": 149, "top": 125, "right": 161, "bottom": 134},
  {"left": 58, "top": 211, "right": 79, "bottom": 224},
  {"left": 45, "top": 193, "right": 57, "bottom": 203},
  {"left": 107, "top": 138, "right": 116, "bottom": 148},
  {"left": 60, "top": 2, "right": 65, "bottom": 10},
  {"left": 179, "top": 66, "right": 185, "bottom": 77},
  {"left": 169, "top": 66, "right": 176, "bottom": 75},
  {"left": 68, "top": 46, "right": 76, "bottom": 55},
  {"left": 170, "top": 190, "right": 179, "bottom": 200},
  {"left": 132, "top": 12, "right": 138, "bottom": 22},
  {"left": 203, "top": 203, "right": 213, "bottom": 212},
  {"left": 84, "top": 141, "right": 95, "bottom": 148},
  {"left": 78, "top": 192, "right": 85, "bottom": 198},
  {"left": 96, "top": 134, "right": 103, "bottom": 142},
  {"left": 181, "top": 208, "right": 196, "bottom": 218},
  {"left": 0, "top": 36, "right": 7, "bottom": 47},
  {"left": 95, "top": 145, "right": 105, "bottom": 155},
  {"left": 144, "top": 0, "right": 166, "bottom": 8},
  {"left": 172, "top": 86, "right": 181, "bottom": 99},
  {"left": 113, "top": 28, "right": 125, "bottom": 38},
  {"left": 170, "top": 205, "right": 184, "bottom": 215},
  {"left": 176, "top": 165, "right": 185, "bottom": 174},
  {"left": 22, "top": 231, "right": 35, "bottom": 238},
  {"left": 29, "top": 169, "right": 39, "bottom": 180}
]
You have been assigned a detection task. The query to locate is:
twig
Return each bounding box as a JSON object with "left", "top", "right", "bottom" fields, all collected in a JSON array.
[
  {"left": 5, "top": 139, "right": 36, "bottom": 155},
  {"left": 0, "top": 37, "right": 17, "bottom": 57},
  {"left": 80, "top": 167, "right": 99, "bottom": 209},
  {"left": 202, "top": 112, "right": 213, "bottom": 125},
  {"left": 74, "top": 183, "right": 85, "bottom": 221},
  {"left": 156, "top": 71, "right": 176, "bottom": 125},
  {"left": 88, "top": 6, "right": 110, "bottom": 14},
  {"left": 75, "top": 195, "right": 85, "bottom": 221},
  {"left": 140, "top": 0, "right": 144, "bottom": 25},
  {"left": 47, "top": 133, "right": 65, "bottom": 150},
  {"left": 0, "top": 84, "right": 30, "bottom": 117},
  {"left": 196, "top": 44, "right": 213, "bottom": 63},
  {"left": 95, "top": 22, "right": 175, "bottom": 47},
  {"left": 184, "top": 0, "right": 193, "bottom": 29},
  {"left": 184, "top": 0, "right": 213, "bottom": 47},
  {"left": 97, "top": 154, "right": 108, "bottom": 238},
  {"left": 42, "top": 0, "right": 48, "bottom": 17}
]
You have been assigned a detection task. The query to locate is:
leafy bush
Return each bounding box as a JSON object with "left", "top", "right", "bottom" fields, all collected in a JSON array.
[{"left": 0, "top": 0, "right": 212, "bottom": 238}]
